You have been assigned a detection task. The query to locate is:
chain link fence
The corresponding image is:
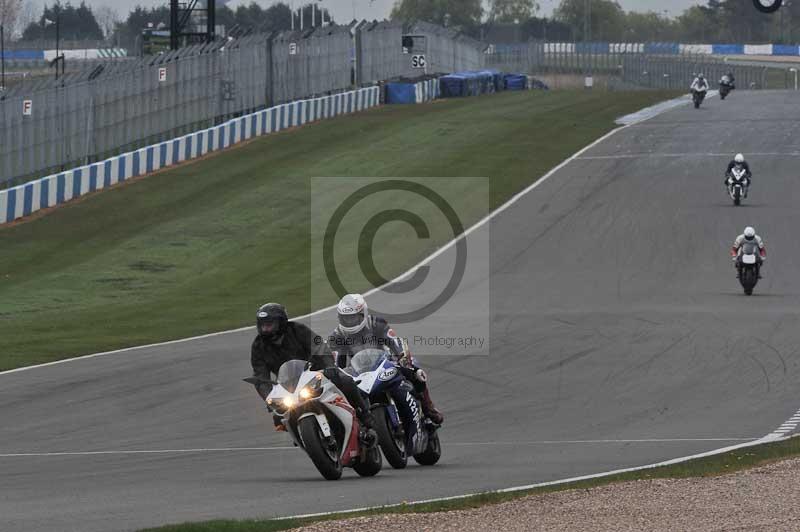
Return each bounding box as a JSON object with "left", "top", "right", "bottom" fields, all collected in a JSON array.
[
  {"left": 0, "top": 22, "right": 487, "bottom": 188},
  {"left": 485, "top": 41, "right": 787, "bottom": 91}
]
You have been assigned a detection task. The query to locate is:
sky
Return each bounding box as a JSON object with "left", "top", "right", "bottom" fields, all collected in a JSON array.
[{"left": 34, "top": 0, "right": 708, "bottom": 24}]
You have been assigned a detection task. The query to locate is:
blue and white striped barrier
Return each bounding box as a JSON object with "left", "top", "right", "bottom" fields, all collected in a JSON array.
[
  {"left": 536, "top": 42, "right": 800, "bottom": 57},
  {"left": 0, "top": 86, "right": 381, "bottom": 225},
  {"left": 415, "top": 78, "right": 440, "bottom": 103}
]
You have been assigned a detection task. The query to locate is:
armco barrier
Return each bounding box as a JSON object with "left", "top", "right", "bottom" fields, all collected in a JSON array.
[
  {"left": 744, "top": 44, "right": 774, "bottom": 55},
  {"left": 773, "top": 44, "right": 800, "bottom": 56},
  {"left": 712, "top": 44, "right": 745, "bottom": 55},
  {"left": 0, "top": 86, "right": 380, "bottom": 225},
  {"left": 537, "top": 42, "right": 800, "bottom": 57},
  {"left": 0, "top": 50, "right": 44, "bottom": 60}
]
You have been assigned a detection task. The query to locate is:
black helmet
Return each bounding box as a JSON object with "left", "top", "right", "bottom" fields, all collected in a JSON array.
[{"left": 256, "top": 303, "right": 288, "bottom": 340}]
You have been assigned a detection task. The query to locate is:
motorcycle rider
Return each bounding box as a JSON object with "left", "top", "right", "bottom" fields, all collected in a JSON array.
[
  {"left": 250, "top": 302, "right": 376, "bottom": 442},
  {"left": 328, "top": 294, "right": 444, "bottom": 425},
  {"left": 724, "top": 153, "right": 752, "bottom": 197},
  {"left": 731, "top": 226, "right": 766, "bottom": 279},
  {"left": 721, "top": 71, "right": 735, "bottom": 88},
  {"left": 691, "top": 73, "right": 709, "bottom": 93}
]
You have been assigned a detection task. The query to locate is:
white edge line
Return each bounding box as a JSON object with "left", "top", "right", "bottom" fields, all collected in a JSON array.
[
  {"left": 0, "top": 438, "right": 755, "bottom": 458},
  {"left": 0, "top": 447, "right": 296, "bottom": 458},
  {"left": 1, "top": 95, "right": 665, "bottom": 378},
  {"left": 280, "top": 434, "right": 797, "bottom": 522}
]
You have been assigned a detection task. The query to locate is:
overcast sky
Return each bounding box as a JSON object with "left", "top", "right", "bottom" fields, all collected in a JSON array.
[{"left": 43, "top": 0, "right": 707, "bottom": 24}]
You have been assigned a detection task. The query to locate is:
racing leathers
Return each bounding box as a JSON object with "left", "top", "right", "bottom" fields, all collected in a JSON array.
[
  {"left": 690, "top": 77, "right": 709, "bottom": 93},
  {"left": 725, "top": 160, "right": 752, "bottom": 195},
  {"left": 730, "top": 234, "right": 766, "bottom": 278},
  {"left": 250, "top": 321, "right": 375, "bottom": 433},
  {"left": 328, "top": 316, "right": 444, "bottom": 424}
]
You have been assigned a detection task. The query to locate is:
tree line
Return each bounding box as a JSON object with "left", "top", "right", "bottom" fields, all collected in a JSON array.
[
  {"left": 2, "top": 0, "right": 799, "bottom": 48},
  {"left": 395, "top": 0, "right": 800, "bottom": 44}
]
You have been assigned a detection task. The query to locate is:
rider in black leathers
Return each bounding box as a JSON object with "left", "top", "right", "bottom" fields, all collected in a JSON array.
[
  {"left": 250, "top": 303, "right": 375, "bottom": 437},
  {"left": 724, "top": 153, "right": 752, "bottom": 197}
]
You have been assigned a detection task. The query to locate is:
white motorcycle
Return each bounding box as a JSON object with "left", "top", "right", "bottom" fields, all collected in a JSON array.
[
  {"left": 727, "top": 167, "right": 749, "bottom": 206},
  {"left": 246, "top": 359, "right": 382, "bottom": 480}
]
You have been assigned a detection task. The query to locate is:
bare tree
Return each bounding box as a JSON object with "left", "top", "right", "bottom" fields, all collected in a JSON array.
[
  {"left": 94, "top": 5, "right": 120, "bottom": 40},
  {"left": 0, "top": 0, "right": 22, "bottom": 32},
  {"left": 12, "top": 0, "right": 36, "bottom": 38}
]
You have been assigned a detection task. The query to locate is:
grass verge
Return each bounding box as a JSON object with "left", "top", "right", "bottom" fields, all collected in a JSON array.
[
  {"left": 0, "top": 90, "right": 678, "bottom": 369},
  {"left": 141, "top": 435, "right": 800, "bottom": 532}
]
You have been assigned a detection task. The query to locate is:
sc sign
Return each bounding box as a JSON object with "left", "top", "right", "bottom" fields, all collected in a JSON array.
[{"left": 411, "top": 54, "right": 426, "bottom": 69}]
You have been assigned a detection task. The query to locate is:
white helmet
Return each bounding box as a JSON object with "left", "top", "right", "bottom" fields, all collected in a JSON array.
[
  {"left": 337, "top": 294, "right": 368, "bottom": 334},
  {"left": 744, "top": 226, "right": 756, "bottom": 240},
  {"left": 735, "top": 153, "right": 744, "bottom": 164}
]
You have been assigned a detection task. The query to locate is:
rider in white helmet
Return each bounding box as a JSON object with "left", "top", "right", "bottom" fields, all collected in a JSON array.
[
  {"left": 690, "top": 72, "right": 709, "bottom": 93},
  {"left": 329, "top": 294, "right": 444, "bottom": 424},
  {"left": 725, "top": 153, "right": 752, "bottom": 197},
  {"left": 731, "top": 226, "right": 766, "bottom": 279}
]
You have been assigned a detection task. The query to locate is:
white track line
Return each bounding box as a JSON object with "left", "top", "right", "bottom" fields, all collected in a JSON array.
[
  {"left": 577, "top": 152, "right": 800, "bottom": 160},
  {"left": 282, "top": 434, "right": 798, "bottom": 522},
  {"left": 0, "top": 438, "right": 755, "bottom": 459},
  {"left": 449, "top": 438, "right": 755, "bottom": 446},
  {"left": 763, "top": 406, "right": 800, "bottom": 440},
  {"left": 0, "top": 447, "right": 296, "bottom": 458},
  {"left": 0, "top": 92, "right": 651, "bottom": 378}
]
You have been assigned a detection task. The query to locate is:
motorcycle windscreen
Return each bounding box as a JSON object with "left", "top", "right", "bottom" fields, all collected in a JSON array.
[
  {"left": 277, "top": 359, "right": 307, "bottom": 393},
  {"left": 350, "top": 349, "right": 388, "bottom": 375}
]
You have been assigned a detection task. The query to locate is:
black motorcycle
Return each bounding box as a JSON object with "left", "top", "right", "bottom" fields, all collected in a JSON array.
[
  {"left": 692, "top": 89, "right": 707, "bottom": 109},
  {"left": 719, "top": 75, "right": 735, "bottom": 100},
  {"left": 736, "top": 242, "right": 762, "bottom": 296}
]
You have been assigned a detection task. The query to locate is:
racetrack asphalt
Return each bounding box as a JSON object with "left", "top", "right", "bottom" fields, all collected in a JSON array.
[{"left": 2, "top": 90, "right": 800, "bottom": 532}]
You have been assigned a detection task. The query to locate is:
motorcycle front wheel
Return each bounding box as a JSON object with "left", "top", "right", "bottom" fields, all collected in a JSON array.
[
  {"left": 374, "top": 405, "right": 407, "bottom": 469},
  {"left": 353, "top": 443, "right": 383, "bottom": 477},
  {"left": 413, "top": 426, "right": 442, "bottom": 466},
  {"left": 299, "top": 416, "right": 343, "bottom": 480}
]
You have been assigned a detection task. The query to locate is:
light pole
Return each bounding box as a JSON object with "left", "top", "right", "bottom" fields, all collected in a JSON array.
[{"left": 1, "top": 24, "right": 5, "bottom": 92}]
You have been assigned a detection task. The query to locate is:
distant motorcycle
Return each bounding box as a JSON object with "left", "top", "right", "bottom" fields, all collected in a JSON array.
[
  {"left": 736, "top": 242, "right": 762, "bottom": 296},
  {"left": 692, "top": 88, "right": 707, "bottom": 109},
  {"left": 349, "top": 348, "right": 442, "bottom": 469},
  {"left": 726, "top": 166, "right": 749, "bottom": 206},
  {"left": 245, "top": 359, "right": 382, "bottom": 480},
  {"left": 719, "top": 75, "right": 735, "bottom": 100}
]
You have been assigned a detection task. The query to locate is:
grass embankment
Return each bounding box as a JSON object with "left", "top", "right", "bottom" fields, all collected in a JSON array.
[
  {"left": 142, "top": 436, "right": 800, "bottom": 532},
  {"left": 0, "top": 90, "right": 678, "bottom": 369}
]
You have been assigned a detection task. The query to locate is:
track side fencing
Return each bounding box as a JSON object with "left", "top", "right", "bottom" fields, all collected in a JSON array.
[{"left": 0, "top": 86, "right": 379, "bottom": 225}]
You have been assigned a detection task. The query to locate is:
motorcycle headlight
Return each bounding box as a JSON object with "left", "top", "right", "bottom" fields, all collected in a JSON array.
[
  {"left": 299, "top": 376, "right": 323, "bottom": 400},
  {"left": 283, "top": 395, "right": 296, "bottom": 409}
]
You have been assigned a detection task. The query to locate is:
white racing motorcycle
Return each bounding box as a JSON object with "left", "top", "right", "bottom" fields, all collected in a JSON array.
[
  {"left": 246, "top": 359, "right": 382, "bottom": 480},
  {"left": 727, "top": 167, "right": 749, "bottom": 206}
]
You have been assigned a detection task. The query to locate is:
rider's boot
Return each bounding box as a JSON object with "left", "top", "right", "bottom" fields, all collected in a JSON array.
[{"left": 420, "top": 387, "right": 444, "bottom": 425}]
